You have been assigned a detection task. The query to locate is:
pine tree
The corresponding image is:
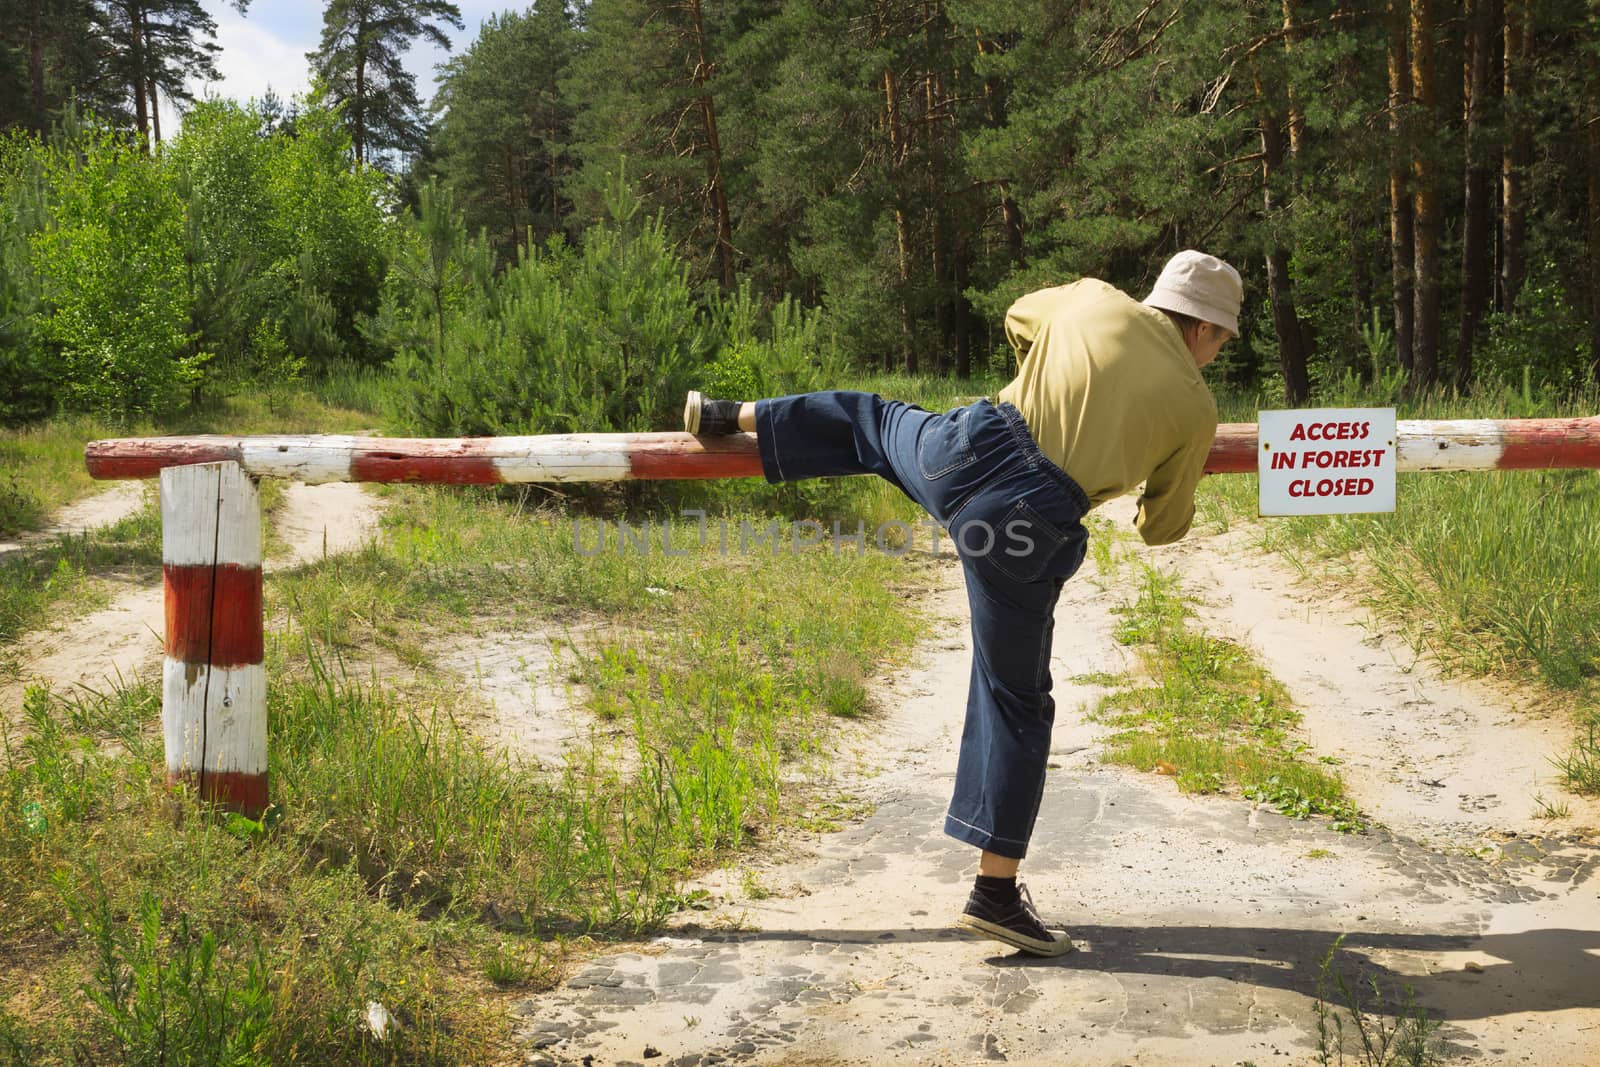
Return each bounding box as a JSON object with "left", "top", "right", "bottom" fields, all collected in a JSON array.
[
  {"left": 1386, "top": 0, "right": 1415, "bottom": 374},
  {"left": 1457, "top": 0, "right": 1496, "bottom": 390},
  {"left": 1408, "top": 0, "right": 1442, "bottom": 389},
  {"left": 309, "top": 0, "right": 464, "bottom": 165},
  {"left": 565, "top": 0, "right": 751, "bottom": 289},
  {"left": 0, "top": 1, "right": 116, "bottom": 136},
  {"left": 1587, "top": 0, "right": 1600, "bottom": 385},
  {"left": 430, "top": 4, "right": 577, "bottom": 262},
  {"left": 97, "top": 1, "right": 244, "bottom": 150}
]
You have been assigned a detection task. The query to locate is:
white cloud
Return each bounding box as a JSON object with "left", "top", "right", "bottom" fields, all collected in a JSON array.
[
  {"left": 157, "top": 7, "right": 313, "bottom": 134},
  {"left": 154, "top": 1, "right": 492, "bottom": 137}
]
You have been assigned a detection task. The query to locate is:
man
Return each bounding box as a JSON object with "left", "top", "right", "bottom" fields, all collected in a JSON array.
[{"left": 683, "top": 250, "right": 1241, "bottom": 956}]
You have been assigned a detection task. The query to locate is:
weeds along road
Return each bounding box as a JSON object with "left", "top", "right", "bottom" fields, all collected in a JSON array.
[{"left": 513, "top": 527, "right": 1600, "bottom": 1067}]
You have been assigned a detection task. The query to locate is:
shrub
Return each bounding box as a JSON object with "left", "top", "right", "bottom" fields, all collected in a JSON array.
[
  {"left": 27, "top": 121, "right": 200, "bottom": 419},
  {"left": 387, "top": 173, "right": 714, "bottom": 436},
  {"left": 1475, "top": 263, "right": 1590, "bottom": 396},
  {"left": 0, "top": 130, "right": 56, "bottom": 424}
]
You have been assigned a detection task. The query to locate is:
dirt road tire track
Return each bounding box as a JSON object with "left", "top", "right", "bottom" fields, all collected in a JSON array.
[{"left": 1, "top": 481, "right": 383, "bottom": 721}]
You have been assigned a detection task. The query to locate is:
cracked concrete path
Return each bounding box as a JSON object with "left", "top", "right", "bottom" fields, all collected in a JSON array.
[{"left": 511, "top": 530, "right": 1600, "bottom": 1067}]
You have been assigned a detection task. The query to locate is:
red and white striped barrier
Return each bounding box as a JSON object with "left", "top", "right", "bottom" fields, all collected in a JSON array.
[
  {"left": 87, "top": 432, "right": 765, "bottom": 483},
  {"left": 86, "top": 416, "right": 1599, "bottom": 819},
  {"left": 85, "top": 418, "right": 1600, "bottom": 483},
  {"left": 160, "top": 461, "right": 267, "bottom": 817},
  {"left": 1208, "top": 416, "right": 1600, "bottom": 474}
]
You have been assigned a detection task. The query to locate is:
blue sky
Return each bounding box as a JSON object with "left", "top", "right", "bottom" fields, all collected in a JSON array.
[{"left": 158, "top": 1, "right": 516, "bottom": 132}]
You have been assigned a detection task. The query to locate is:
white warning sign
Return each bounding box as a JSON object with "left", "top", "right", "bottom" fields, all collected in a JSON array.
[{"left": 1258, "top": 408, "right": 1397, "bottom": 516}]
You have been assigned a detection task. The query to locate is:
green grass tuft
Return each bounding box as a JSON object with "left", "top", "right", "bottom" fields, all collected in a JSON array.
[
  {"left": 1, "top": 424, "right": 940, "bottom": 1059},
  {"left": 1091, "top": 563, "right": 1363, "bottom": 831}
]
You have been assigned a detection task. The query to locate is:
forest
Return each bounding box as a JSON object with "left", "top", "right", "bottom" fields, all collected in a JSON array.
[{"left": 2, "top": 0, "right": 1598, "bottom": 428}]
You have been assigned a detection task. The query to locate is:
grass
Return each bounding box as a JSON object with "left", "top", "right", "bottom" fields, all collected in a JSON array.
[
  {"left": 0, "top": 415, "right": 121, "bottom": 536},
  {"left": 2, "top": 683, "right": 508, "bottom": 1063},
  {"left": 1088, "top": 551, "right": 1362, "bottom": 831},
  {"left": 0, "top": 390, "right": 942, "bottom": 1061},
  {"left": 1200, "top": 381, "right": 1600, "bottom": 798},
  {"left": 13, "top": 364, "right": 1588, "bottom": 1057}
]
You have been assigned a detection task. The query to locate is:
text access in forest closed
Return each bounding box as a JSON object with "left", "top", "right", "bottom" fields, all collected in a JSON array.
[{"left": 1258, "top": 408, "right": 1397, "bottom": 516}]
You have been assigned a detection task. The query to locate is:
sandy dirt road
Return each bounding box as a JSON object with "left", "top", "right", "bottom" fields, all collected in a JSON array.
[{"left": 510, "top": 530, "right": 1600, "bottom": 1067}]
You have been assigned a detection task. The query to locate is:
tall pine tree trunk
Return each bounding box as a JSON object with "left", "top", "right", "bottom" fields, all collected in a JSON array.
[
  {"left": 883, "top": 65, "right": 914, "bottom": 374},
  {"left": 1588, "top": 13, "right": 1600, "bottom": 385},
  {"left": 953, "top": 243, "right": 973, "bottom": 379},
  {"left": 924, "top": 2, "right": 966, "bottom": 376},
  {"left": 1387, "top": 0, "right": 1415, "bottom": 373},
  {"left": 1409, "top": 0, "right": 1441, "bottom": 389},
  {"left": 1258, "top": 93, "right": 1312, "bottom": 405},
  {"left": 1336, "top": 22, "right": 1374, "bottom": 351},
  {"left": 1500, "top": 0, "right": 1530, "bottom": 311},
  {"left": 975, "top": 28, "right": 1025, "bottom": 266},
  {"left": 128, "top": 1, "right": 150, "bottom": 151},
  {"left": 505, "top": 149, "right": 521, "bottom": 255},
  {"left": 28, "top": 10, "right": 46, "bottom": 136},
  {"left": 353, "top": 15, "right": 368, "bottom": 164},
  {"left": 1458, "top": 0, "right": 1495, "bottom": 390},
  {"left": 923, "top": 36, "right": 947, "bottom": 373},
  {"left": 1282, "top": 0, "right": 1306, "bottom": 158},
  {"left": 1590, "top": 117, "right": 1600, "bottom": 385},
  {"left": 140, "top": 7, "right": 160, "bottom": 144},
  {"left": 687, "top": 0, "right": 735, "bottom": 290},
  {"left": 1591, "top": 116, "right": 1600, "bottom": 385}
]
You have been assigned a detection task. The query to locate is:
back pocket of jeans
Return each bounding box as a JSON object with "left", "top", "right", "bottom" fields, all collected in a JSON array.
[
  {"left": 987, "top": 500, "right": 1076, "bottom": 584},
  {"left": 916, "top": 407, "right": 976, "bottom": 480}
]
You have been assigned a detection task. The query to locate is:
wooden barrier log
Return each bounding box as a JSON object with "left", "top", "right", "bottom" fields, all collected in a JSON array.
[
  {"left": 88, "top": 432, "right": 765, "bottom": 483},
  {"left": 84, "top": 417, "right": 1600, "bottom": 482},
  {"left": 1209, "top": 417, "right": 1600, "bottom": 474}
]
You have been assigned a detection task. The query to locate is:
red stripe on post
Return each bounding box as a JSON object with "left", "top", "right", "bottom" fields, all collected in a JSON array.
[
  {"left": 630, "top": 435, "right": 764, "bottom": 480},
  {"left": 168, "top": 767, "right": 269, "bottom": 818},
  {"left": 1497, "top": 417, "right": 1600, "bottom": 471},
  {"left": 163, "top": 563, "right": 264, "bottom": 667},
  {"left": 350, "top": 447, "right": 502, "bottom": 484}
]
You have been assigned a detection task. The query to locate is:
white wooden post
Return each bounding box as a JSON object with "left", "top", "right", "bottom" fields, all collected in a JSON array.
[{"left": 159, "top": 461, "right": 267, "bottom": 817}]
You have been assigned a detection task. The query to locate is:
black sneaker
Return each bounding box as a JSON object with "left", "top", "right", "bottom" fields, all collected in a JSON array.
[
  {"left": 954, "top": 882, "right": 1074, "bottom": 957},
  {"left": 684, "top": 390, "right": 743, "bottom": 435}
]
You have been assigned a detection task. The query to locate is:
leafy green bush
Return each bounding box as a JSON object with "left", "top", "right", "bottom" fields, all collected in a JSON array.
[
  {"left": 707, "top": 279, "right": 846, "bottom": 399},
  {"left": 167, "top": 97, "right": 392, "bottom": 387},
  {"left": 165, "top": 99, "right": 283, "bottom": 387},
  {"left": 28, "top": 123, "right": 200, "bottom": 419},
  {"left": 384, "top": 173, "right": 847, "bottom": 438},
  {"left": 1476, "top": 263, "right": 1591, "bottom": 396},
  {"left": 0, "top": 130, "right": 56, "bottom": 424},
  {"left": 261, "top": 95, "right": 392, "bottom": 369}
]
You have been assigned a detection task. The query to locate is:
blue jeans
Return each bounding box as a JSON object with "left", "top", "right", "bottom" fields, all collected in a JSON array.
[{"left": 754, "top": 391, "right": 1091, "bottom": 859}]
